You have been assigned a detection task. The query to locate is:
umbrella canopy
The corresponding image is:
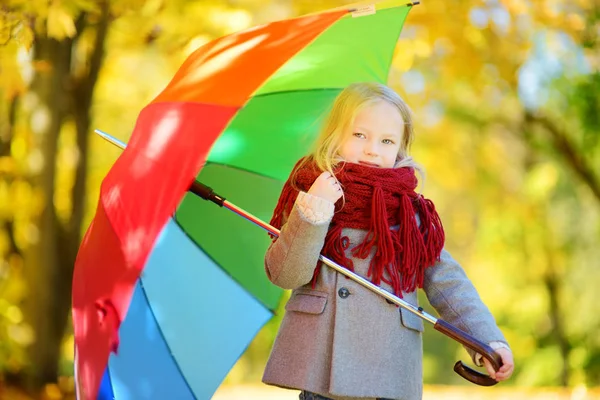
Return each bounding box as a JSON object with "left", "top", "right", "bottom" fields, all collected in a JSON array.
[{"left": 72, "top": 1, "right": 417, "bottom": 399}]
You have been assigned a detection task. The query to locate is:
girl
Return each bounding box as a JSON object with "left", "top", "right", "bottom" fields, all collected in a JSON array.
[{"left": 262, "top": 82, "right": 514, "bottom": 400}]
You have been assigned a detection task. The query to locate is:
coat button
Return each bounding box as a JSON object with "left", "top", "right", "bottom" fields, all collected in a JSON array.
[{"left": 338, "top": 287, "right": 350, "bottom": 299}]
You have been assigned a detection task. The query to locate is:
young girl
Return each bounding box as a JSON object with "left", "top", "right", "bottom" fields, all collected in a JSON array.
[{"left": 262, "top": 82, "right": 514, "bottom": 400}]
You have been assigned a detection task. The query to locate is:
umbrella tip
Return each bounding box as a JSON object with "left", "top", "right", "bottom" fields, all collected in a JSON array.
[{"left": 349, "top": 1, "right": 420, "bottom": 13}]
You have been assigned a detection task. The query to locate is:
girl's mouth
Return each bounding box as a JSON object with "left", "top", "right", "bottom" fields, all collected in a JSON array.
[{"left": 358, "top": 161, "right": 379, "bottom": 167}]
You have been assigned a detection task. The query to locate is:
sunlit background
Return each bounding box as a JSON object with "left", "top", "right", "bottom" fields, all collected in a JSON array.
[{"left": 0, "top": 0, "right": 599, "bottom": 399}]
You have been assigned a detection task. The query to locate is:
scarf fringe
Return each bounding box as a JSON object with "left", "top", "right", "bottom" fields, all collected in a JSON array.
[{"left": 269, "top": 159, "right": 445, "bottom": 297}]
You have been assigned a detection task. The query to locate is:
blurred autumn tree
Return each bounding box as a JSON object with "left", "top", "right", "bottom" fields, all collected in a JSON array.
[
  {"left": 1, "top": 0, "right": 112, "bottom": 391},
  {"left": 393, "top": 0, "right": 599, "bottom": 388},
  {"left": 0, "top": 0, "right": 598, "bottom": 397},
  {"left": 0, "top": 0, "right": 304, "bottom": 393}
]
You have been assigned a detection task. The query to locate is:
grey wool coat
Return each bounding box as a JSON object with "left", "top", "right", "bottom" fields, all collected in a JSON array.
[{"left": 262, "top": 204, "right": 508, "bottom": 400}]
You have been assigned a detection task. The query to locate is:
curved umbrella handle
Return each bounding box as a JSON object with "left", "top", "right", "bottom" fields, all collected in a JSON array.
[
  {"left": 453, "top": 361, "right": 498, "bottom": 386},
  {"left": 434, "top": 319, "right": 502, "bottom": 386}
]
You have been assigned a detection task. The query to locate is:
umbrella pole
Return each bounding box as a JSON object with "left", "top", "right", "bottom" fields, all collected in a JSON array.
[{"left": 95, "top": 129, "right": 502, "bottom": 386}]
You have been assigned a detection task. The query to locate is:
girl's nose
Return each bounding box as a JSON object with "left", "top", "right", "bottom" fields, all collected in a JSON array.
[{"left": 364, "top": 142, "right": 378, "bottom": 156}]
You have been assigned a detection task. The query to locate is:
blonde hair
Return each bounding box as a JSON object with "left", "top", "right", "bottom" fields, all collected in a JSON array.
[{"left": 297, "top": 82, "right": 424, "bottom": 183}]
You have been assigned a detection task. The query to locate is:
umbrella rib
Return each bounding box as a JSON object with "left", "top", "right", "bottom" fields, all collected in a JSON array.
[
  {"left": 249, "top": 86, "right": 343, "bottom": 100},
  {"left": 137, "top": 279, "right": 198, "bottom": 398},
  {"left": 201, "top": 161, "right": 284, "bottom": 183}
]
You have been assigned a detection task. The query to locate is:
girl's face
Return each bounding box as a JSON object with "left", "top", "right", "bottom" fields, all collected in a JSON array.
[{"left": 337, "top": 100, "right": 404, "bottom": 168}]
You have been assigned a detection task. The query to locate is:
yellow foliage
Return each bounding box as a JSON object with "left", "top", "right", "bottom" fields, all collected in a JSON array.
[
  {"left": 392, "top": 39, "right": 414, "bottom": 71},
  {"left": 0, "top": 43, "right": 27, "bottom": 98},
  {"left": 566, "top": 13, "right": 586, "bottom": 31},
  {"left": 464, "top": 25, "right": 487, "bottom": 49},
  {"left": 69, "top": 0, "right": 100, "bottom": 13},
  {"left": 501, "top": 0, "right": 529, "bottom": 15},
  {"left": 41, "top": 383, "right": 62, "bottom": 400},
  {"left": 413, "top": 38, "right": 432, "bottom": 58},
  {"left": 524, "top": 163, "right": 559, "bottom": 201},
  {"left": 46, "top": 4, "right": 77, "bottom": 39}
]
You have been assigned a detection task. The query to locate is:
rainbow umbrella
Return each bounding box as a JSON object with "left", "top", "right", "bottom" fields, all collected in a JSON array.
[{"left": 72, "top": 1, "right": 419, "bottom": 399}]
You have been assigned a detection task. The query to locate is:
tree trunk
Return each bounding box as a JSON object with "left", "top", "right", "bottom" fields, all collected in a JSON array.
[
  {"left": 544, "top": 268, "right": 570, "bottom": 386},
  {"left": 22, "top": 4, "right": 109, "bottom": 391},
  {"left": 68, "top": 0, "right": 109, "bottom": 266},
  {"left": 524, "top": 111, "right": 600, "bottom": 205},
  {"left": 22, "top": 34, "right": 72, "bottom": 391},
  {"left": 0, "top": 95, "right": 19, "bottom": 156}
]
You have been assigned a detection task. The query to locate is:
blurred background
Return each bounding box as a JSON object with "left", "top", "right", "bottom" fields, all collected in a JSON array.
[{"left": 0, "top": 0, "right": 598, "bottom": 399}]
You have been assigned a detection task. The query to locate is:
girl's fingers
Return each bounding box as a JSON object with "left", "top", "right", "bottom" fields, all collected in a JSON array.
[
  {"left": 483, "top": 360, "right": 496, "bottom": 379},
  {"left": 496, "top": 370, "right": 513, "bottom": 381},
  {"left": 492, "top": 363, "right": 514, "bottom": 381},
  {"left": 483, "top": 347, "right": 514, "bottom": 382}
]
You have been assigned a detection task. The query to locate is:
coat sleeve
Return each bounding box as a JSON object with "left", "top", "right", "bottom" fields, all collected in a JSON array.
[
  {"left": 423, "top": 249, "right": 509, "bottom": 362},
  {"left": 265, "top": 203, "right": 332, "bottom": 290}
]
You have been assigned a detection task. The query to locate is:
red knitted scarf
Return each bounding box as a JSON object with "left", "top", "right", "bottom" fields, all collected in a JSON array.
[{"left": 270, "top": 159, "right": 445, "bottom": 297}]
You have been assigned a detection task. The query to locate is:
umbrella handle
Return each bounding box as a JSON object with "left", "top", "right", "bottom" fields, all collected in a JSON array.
[
  {"left": 434, "top": 319, "right": 502, "bottom": 386},
  {"left": 453, "top": 361, "right": 498, "bottom": 387}
]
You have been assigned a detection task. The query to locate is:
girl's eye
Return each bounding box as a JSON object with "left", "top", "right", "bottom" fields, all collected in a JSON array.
[
  {"left": 382, "top": 139, "right": 395, "bottom": 145},
  {"left": 353, "top": 132, "right": 366, "bottom": 139}
]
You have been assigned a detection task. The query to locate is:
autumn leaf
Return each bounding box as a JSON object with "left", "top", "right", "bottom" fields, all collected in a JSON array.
[{"left": 47, "top": 4, "right": 77, "bottom": 39}]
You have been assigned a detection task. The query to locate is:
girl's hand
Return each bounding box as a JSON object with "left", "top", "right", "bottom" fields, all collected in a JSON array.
[
  {"left": 307, "top": 171, "right": 343, "bottom": 204},
  {"left": 483, "top": 347, "right": 514, "bottom": 382}
]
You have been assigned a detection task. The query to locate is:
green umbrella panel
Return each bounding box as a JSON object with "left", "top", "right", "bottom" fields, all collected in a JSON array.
[{"left": 175, "top": 4, "right": 412, "bottom": 311}]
